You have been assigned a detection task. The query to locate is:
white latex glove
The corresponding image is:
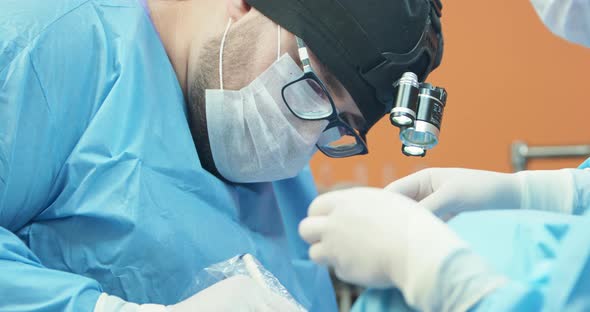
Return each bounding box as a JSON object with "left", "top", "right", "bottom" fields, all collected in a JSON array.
[
  {"left": 299, "top": 188, "right": 506, "bottom": 312},
  {"left": 94, "top": 275, "right": 302, "bottom": 312},
  {"left": 386, "top": 168, "right": 577, "bottom": 219}
]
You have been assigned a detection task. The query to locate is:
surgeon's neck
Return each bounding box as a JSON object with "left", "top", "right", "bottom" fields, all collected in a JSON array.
[{"left": 147, "top": 0, "right": 228, "bottom": 97}]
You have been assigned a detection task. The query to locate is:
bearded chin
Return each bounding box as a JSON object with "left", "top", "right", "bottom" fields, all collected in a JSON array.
[
  {"left": 185, "top": 16, "right": 273, "bottom": 181},
  {"left": 186, "top": 34, "right": 224, "bottom": 179}
]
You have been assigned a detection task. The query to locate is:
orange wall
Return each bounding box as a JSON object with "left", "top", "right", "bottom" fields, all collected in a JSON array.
[{"left": 311, "top": 0, "right": 590, "bottom": 189}]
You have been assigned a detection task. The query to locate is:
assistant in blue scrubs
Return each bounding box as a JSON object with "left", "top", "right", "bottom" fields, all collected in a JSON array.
[{"left": 0, "top": 1, "right": 336, "bottom": 311}]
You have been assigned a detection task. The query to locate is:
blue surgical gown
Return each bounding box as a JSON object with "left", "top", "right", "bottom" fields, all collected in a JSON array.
[
  {"left": 352, "top": 162, "right": 590, "bottom": 312},
  {"left": 0, "top": 1, "right": 337, "bottom": 311}
]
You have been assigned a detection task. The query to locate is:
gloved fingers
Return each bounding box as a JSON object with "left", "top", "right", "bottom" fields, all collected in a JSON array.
[
  {"left": 385, "top": 169, "right": 435, "bottom": 201},
  {"left": 299, "top": 216, "right": 328, "bottom": 244},
  {"left": 307, "top": 190, "right": 344, "bottom": 216},
  {"left": 418, "top": 187, "right": 456, "bottom": 215},
  {"left": 308, "top": 243, "right": 330, "bottom": 265}
]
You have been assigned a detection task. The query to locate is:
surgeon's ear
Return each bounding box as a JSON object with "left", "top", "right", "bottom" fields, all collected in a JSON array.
[{"left": 225, "top": 0, "right": 251, "bottom": 21}]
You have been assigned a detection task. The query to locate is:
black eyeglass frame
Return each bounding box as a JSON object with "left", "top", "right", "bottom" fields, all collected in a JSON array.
[{"left": 280, "top": 36, "right": 369, "bottom": 158}]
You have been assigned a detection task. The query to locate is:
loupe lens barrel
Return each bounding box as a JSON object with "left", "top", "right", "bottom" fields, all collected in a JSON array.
[
  {"left": 399, "top": 84, "right": 447, "bottom": 156},
  {"left": 391, "top": 78, "right": 448, "bottom": 158},
  {"left": 416, "top": 84, "right": 447, "bottom": 130},
  {"left": 391, "top": 73, "right": 420, "bottom": 127}
]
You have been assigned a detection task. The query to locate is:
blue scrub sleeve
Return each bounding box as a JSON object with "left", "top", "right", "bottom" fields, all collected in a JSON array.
[
  {"left": 452, "top": 166, "right": 590, "bottom": 311},
  {"left": 468, "top": 281, "right": 544, "bottom": 312},
  {"left": 469, "top": 215, "right": 590, "bottom": 311},
  {"left": 0, "top": 228, "right": 103, "bottom": 311},
  {"left": 0, "top": 54, "right": 103, "bottom": 311},
  {"left": 572, "top": 169, "right": 590, "bottom": 215}
]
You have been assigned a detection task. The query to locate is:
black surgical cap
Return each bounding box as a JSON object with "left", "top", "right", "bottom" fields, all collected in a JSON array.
[{"left": 246, "top": 0, "right": 444, "bottom": 133}]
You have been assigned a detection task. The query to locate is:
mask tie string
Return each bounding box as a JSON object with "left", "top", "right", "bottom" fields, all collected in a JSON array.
[{"left": 219, "top": 19, "right": 233, "bottom": 90}]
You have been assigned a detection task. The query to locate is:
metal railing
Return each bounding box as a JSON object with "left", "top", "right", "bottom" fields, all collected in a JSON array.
[{"left": 511, "top": 141, "right": 590, "bottom": 172}]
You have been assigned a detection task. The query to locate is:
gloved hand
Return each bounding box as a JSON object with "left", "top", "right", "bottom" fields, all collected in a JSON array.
[
  {"left": 94, "top": 275, "right": 302, "bottom": 312},
  {"left": 386, "top": 168, "right": 577, "bottom": 219},
  {"left": 299, "top": 187, "right": 506, "bottom": 312}
]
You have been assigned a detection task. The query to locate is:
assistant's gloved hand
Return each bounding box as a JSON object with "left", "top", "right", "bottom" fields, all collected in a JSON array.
[
  {"left": 299, "top": 188, "right": 507, "bottom": 312},
  {"left": 386, "top": 168, "right": 577, "bottom": 219},
  {"left": 94, "top": 275, "right": 302, "bottom": 312}
]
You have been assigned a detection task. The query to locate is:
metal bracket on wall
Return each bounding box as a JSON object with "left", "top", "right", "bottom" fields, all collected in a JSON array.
[{"left": 511, "top": 141, "right": 590, "bottom": 172}]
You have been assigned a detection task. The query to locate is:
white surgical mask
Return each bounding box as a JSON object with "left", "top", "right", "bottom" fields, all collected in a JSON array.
[{"left": 205, "top": 20, "right": 329, "bottom": 183}]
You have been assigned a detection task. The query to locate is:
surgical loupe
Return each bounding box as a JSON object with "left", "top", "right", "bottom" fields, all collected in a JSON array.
[{"left": 390, "top": 72, "right": 447, "bottom": 157}]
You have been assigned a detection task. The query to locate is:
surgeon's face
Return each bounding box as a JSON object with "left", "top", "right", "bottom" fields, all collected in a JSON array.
[{"left": 186, "top": 8, "right": 363, "bottom": 177}]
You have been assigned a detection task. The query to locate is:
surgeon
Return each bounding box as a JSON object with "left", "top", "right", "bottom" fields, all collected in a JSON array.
[
  {"left": 0, "top": 0, "right": 444, "bottom": 311},
  {"left": 300, "top": 1, "right": 590, "bottom": 312}
]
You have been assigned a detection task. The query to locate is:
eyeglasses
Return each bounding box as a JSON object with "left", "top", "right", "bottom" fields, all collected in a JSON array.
[{"left": 281, "top": 37, "right": 368, "bottom": 158}]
